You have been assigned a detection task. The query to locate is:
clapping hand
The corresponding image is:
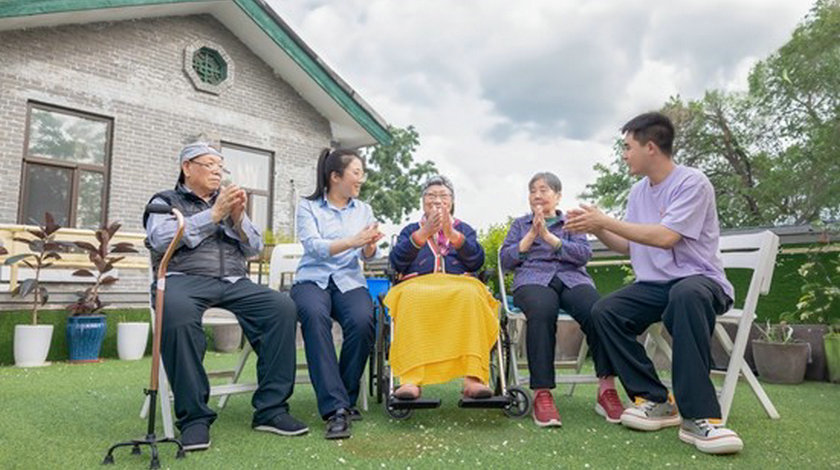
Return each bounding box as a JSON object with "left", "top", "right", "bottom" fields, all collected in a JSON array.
[
  {"left": 212, "top": 184, "right": 247, "bottom": 224},
  {"left": 564, "top": 204, "right": 607, "bottom": 234}
]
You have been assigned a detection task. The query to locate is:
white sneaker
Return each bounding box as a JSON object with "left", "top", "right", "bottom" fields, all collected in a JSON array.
[
  {"left": 620, "top": 396, "right": 681, "bottom": 431},
  {"left": 678, "top": 418, "right": 743, "bottom": 454}
]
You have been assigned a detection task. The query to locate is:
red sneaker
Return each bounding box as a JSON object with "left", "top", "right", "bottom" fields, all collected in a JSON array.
[
  {"left": 532, "top": 389, "right": 562, "bottom": 427},
  {"left": 595, "top": 388, "right": 625, "bottom": 423}
]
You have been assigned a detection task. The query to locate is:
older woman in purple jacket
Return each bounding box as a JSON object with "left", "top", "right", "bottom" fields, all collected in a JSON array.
[{"left": 500, "top": 172, "right": 623, "bottom": 428}]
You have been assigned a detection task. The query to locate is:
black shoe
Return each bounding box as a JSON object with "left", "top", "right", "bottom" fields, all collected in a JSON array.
[
  {"left": 253, "top": 412, "right": 309, "bottom": 437},
  {"left": 180, "top": 423, "right": 210, "bottom": 452},
  {"left": 348, "top": 407, "right": 363, "bottom": 422},
  {"left": 325, "top": 409, "right": 351, "bottom": 440}
]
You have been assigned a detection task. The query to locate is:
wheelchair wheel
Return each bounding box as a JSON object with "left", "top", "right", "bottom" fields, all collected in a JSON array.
[
  {"left": 503, "top": 386, "right": 531, "bottom": 418},
  {"left": 385, "top": 404, "right": 413, "bottom": 420},
  {"left": 374, "top": 309, "right": 389, "bottom": 404}
]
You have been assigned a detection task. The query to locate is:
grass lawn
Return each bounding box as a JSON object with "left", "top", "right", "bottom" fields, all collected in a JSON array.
[{"left": 1, "top": 353, "right": 839, "bottom": 469}]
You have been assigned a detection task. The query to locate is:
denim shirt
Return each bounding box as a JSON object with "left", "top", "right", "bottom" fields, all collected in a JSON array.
[
  {"left": 295, "top": 196, "right": 381, "bottom": 293},
  {"left": 500, "top": 211, "right": 594, "bottom": 292}
]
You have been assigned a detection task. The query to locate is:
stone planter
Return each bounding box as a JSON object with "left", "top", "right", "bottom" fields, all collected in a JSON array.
[
  {"left": 790, "top": 324, "right": 829, "bottom": 381},
  {"left": 13, "top": 324, "right": 53, "bottom": 367},
  {"left": 117, "top": 322, "right": 150, "bottom": 360},
  {"left": 825, "top": 333, "right": 840, "bottom": 384},
  {"left": 555, "top": 321, "right": 584, "bottom": 361},
  {"left": 752, "top": 340, "right": 810, "bottom": 384},
  {"left": 711, "top": 322, "right": 762, "bottom": 373},
  {"left": 212, "top": 323, "right": 243, "bottom": 353}
]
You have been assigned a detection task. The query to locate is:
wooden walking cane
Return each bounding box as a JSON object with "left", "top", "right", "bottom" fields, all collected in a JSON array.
[{"left": 103, "top": 204, "right": 186, "bottom": 469}]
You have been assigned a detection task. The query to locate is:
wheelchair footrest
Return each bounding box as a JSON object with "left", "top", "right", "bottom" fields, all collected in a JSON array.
[
  {"left": 388, "top": 397, "right": 442, "bottom": 409},
  {"left": 458, "top": 396, "right": 510, "bottom": 409}
]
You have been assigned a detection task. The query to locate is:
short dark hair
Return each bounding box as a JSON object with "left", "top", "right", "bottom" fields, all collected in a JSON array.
[{"left": 621, "top": 112, "right": 675, "bottom": 156}]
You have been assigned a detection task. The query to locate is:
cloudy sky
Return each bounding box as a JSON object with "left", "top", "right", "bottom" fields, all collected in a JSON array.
[{"left": 269, "top": 0, "right": 814, "bottom": 232}]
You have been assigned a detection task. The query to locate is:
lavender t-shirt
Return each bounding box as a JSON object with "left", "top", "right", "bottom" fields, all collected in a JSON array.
[{"left": 625, "top": 165, "right": 734, "bottom": 301}]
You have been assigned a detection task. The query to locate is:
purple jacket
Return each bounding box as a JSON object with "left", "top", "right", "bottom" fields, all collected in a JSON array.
[
  {"left": 500, "top": 212, "right": 595, "bottom": 292},
  {"left": 389, "top": 221, "right": 484, "bottom": 278}
]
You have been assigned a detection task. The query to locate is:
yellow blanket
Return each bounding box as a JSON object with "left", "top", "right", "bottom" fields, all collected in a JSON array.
[{"left": 384, "top": 273, "right": 500, "bottom": 385}]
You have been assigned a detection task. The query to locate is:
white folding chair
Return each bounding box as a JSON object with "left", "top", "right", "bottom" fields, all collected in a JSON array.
[
  {"left": 644, "top": 230, "right": 781, "bottom": 424},
  {"left": 267, "top": 243, "right": 369, "bottom": 411},
  {"left": 497, "top": 247, "right": 598, "bottom": 395},
  {"left": 139, "top": 266, "right": 257, "bottom": 439}
]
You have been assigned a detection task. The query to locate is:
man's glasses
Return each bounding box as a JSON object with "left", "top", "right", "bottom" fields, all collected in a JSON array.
[{"left": 190, "top": 160, "right": 230, "bottom": 174}]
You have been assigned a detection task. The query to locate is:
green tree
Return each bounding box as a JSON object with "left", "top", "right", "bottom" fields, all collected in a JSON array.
[
  {"left": 581, "top": 0, "right": 840, "bottom": 227},
  {"left": 748, "top": 0, "right": 840, "bottom": 224},
  {"left": 579, "top": 139, "right": 637, "bottom": 217},
  {"left": 477, "top": 218, "right": 514, "bottom": 296},
  {"left": 360, "top": 125, "right": 438, "bottom": 224}
]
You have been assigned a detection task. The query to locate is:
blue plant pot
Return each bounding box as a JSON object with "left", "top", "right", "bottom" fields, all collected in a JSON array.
[{"left": 67, "top": 314, "right": 107, "bottom": 362}]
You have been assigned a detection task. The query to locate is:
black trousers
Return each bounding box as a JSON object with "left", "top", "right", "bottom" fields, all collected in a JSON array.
[
  {"left": 155, "top": 275, "right": 298, "bottom": 431},
  {"left": 513, "top": 277, "right": 610, "bottom": 389},
  {"left": 291, "top": 280, "right": 375, "bottom": 419},
  {"left": 590, "top": 275, "right": 732, "bottom": 419}
]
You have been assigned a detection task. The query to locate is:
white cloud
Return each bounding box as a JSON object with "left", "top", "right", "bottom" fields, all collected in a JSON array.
[{"left": 268, "top": 0, "right": 813, "bottom": 231}]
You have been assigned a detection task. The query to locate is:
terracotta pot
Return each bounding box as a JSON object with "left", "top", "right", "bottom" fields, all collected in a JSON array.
[{"left": 752, "top": 340, "right": 810, "bottom": 384}]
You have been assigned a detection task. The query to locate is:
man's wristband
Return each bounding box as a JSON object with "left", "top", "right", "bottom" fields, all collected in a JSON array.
[{"left": 553, "top": 238, "right": 563, "bottom": 252}]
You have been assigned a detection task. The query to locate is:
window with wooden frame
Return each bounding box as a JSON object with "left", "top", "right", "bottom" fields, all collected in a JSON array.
[
  {"left": 220, "top": 142, "right": 273, "bottom": 232},
  {"left": 19, "top": 102, "right": 112, "bottom": 230}
]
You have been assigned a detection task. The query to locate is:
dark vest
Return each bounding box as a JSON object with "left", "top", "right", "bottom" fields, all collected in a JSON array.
[{"left": 143, "top": 186, "right": 248, "bottom": 278}]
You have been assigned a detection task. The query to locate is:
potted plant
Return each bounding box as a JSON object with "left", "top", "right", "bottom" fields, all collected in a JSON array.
[
  {"left": 785, "top": 222, "right": 840, "bottom": 382},
  {"left": 752, "top": 321, "right": 811, "bottom": 384},
  {"left": 4, "top": 213, "right": 65, "bottom": 367},
  {"left": 116, "top": 315, "right": 150, "bottom": 361},
  {"left": 67, "top": 221, "right": 138, "bottom": 362}
]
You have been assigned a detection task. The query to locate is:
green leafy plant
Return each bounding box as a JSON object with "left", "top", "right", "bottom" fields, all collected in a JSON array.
[
  {"left": 782, "top": 221, "right": 840, "bottom": 327},
  {"left": 66, "top": 222, "right": 137, "bottom": 316},
  {"left": 756, "top": 320, "right": 798, "bottom": 344},
  {"left": 3, "top": 213, "right": 66, "bottom": 325},
  {"left": 478, "top": 218, "right": 514, "bottom": 296}
]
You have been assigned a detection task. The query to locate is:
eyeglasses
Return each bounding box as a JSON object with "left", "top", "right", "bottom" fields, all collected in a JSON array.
[
  {"left": 190, "top": 160, "right": 230, "bottom": 174},
  {"left": 423, "top": 192, "right": 452, "bottom": 201},
  {"left": 352, "top": 171, "right": 368, "bottom": 183}
]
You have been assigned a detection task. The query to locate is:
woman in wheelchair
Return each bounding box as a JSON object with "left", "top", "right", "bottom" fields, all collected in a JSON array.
[
  {"left": 500, "top": 172, "right": 623, "bottom": 427},
  {"left": 384, "top": 175, "right": 500, "bottom": 401}
]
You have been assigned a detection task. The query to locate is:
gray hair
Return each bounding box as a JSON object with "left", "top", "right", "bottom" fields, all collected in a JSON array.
[
  {"left": 528, "top": 172, "right": 562, "bottom": 193},
  {"left": 422, "top": 174, "right": 455, "bottom": 198},
  {"left": 421, "top": 174, "right": 455, "bottom": 214}
]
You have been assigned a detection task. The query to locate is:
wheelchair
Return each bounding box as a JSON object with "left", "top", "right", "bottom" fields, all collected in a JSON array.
[{"left": 366, "top": 261, "right": 531, "bottom": 420}]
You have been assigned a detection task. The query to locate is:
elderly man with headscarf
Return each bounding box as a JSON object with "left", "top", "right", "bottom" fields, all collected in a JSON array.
[
  {"left": 384, "top": 175, "right": 499, "bottom": 401},
  {"left": 143, "top": 141, "right": 307, "bottom": 451}
]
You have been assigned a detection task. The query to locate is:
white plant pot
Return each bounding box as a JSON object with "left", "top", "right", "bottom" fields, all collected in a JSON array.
[
  {"left": 14, "top": 324, "right": 54, "bottom": 367},
  {"left": 117, "top": 322, "right": 150, "bottom": 360}
]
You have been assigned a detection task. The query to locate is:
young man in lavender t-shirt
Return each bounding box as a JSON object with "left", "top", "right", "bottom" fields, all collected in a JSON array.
[{"left": 564, "top": 112, "right": 743, "bottom": 455}]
